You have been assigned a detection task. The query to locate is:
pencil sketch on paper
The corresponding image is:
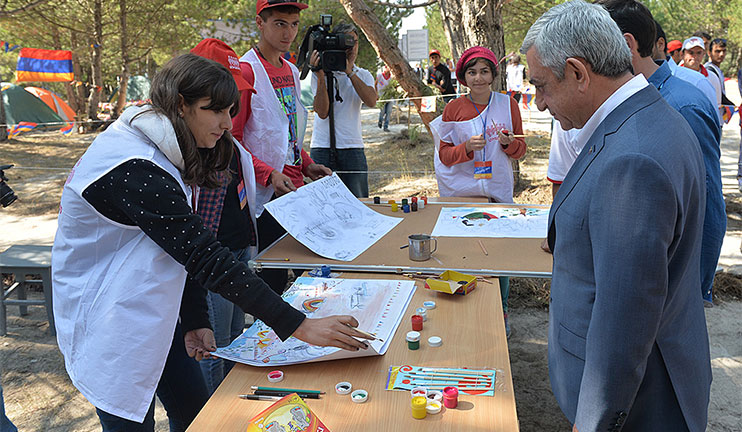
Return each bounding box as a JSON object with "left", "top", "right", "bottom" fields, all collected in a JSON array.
[
  {"left": 431, "top": 206, "right": 549, "bottom": 238},
  {"left": 214, "top": 277, "right": 416, "bottom": 366},
  {"left": 264, "top": 173, "right": 402, "bottom": 261}
]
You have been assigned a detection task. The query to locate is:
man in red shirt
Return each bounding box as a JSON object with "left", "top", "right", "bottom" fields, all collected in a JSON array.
[{"left": 232, "top": 0, "right": 331, "bottom": 293}]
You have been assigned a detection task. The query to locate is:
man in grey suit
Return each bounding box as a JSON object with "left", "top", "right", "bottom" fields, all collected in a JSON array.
[{"left": 521, "top": 1, "right": 712, "bottom": 431}]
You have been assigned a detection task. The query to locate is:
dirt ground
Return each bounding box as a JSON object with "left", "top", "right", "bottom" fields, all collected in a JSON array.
[{"left": 1, "top": 107, "right": 740, "bottom": 431}]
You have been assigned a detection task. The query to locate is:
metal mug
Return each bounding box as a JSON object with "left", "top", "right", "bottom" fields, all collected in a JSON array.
[{"left": 408, "top": 234, "right": 438, "bottom": 261}]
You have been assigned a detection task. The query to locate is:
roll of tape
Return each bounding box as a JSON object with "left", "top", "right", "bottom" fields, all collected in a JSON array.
[
  {"left": 351, "top": 389, "right": 368, "bottom": 403},
  {"left": 267, "top": 370, "right": 284, "bottom": 383},
  {"left": 335, "top": 381, "right": 352, "bottom": 395}
]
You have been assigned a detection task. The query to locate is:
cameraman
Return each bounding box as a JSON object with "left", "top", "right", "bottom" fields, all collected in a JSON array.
[{"left": 309, "top": 23, "right": 377, "bottom": 198}]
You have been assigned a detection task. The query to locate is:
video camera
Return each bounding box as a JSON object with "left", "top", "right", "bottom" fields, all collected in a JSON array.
[
  {"left": 297, "top": 14, "right": 355, "bottom": 79},
  {"left": 0, "top": 164, "right": 18, "bottom": 207}
]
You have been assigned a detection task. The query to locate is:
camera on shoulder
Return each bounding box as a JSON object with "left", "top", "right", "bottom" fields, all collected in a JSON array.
[
  {"left": 0, "top": 164, "right": 18, "bottom": 207},
  {"left": 297, "top": 14, "right": 355, "bottom": 79}
]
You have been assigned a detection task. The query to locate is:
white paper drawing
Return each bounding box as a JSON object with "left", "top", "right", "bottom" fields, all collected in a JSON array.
[
  {"left": 214, "top": 277, "right": 416, "bottom": 366},
  {"left": 431, "top": 206, "right": 549, "bottom": 238},
  {"left": 264, "top": 174, "right": 402, "bottom": 261}
]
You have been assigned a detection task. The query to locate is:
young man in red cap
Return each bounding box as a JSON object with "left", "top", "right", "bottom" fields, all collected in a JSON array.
[
  {"left": 232, "top": 0, "right": 331, "bottom": 294},
  {"left": 427, "top": 49, "right": 457, "bottom": 103},
  {"left": 667, "top": 39, "right": 682, "bottom": 64}
]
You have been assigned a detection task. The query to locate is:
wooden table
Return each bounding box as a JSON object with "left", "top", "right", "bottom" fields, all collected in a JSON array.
[
  {"left": 254, "top": 201, "right": 552, "bottom": 278},
  {"left": 187, "top": 272, "right": 518, "bottom": 431}
]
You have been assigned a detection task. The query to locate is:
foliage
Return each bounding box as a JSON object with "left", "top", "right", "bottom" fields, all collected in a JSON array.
[{"left": 424, "top": 4, "right": 451, "bottom": 59}]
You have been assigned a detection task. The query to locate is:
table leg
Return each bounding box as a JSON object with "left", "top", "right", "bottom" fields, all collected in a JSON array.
[
  {"left": 41, "top": 268, "right": 55, "bottom": 336},
  {"left": 16, "top": 274, "right": 28, "bottom": 316}
]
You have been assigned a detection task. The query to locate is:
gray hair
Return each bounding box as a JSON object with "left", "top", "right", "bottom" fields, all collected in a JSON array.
[
  {"left": 520, "top": 0, "right": 631, "bottom": 79},
  {"left": 333, "top": 22, "right": 357, "bottom": 36}
]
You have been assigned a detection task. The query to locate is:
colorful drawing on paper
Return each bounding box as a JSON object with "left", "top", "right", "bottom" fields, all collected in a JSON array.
[
  {"left": 386, "top": 365, "right": 496, "bottom": 397},
  {"left": 246, "top": 393, "right": 330, "bottom": 432},
  {"left": 431, "top": 206, "right": 549, "bottom": 238},
  {"left": 214, "top": 277, "right": 416, "bottom": 367},
  {"left": 264, "top": 173, "right": 402, "bottom": 261}
]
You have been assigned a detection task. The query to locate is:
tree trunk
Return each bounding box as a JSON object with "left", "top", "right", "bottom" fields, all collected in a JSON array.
[
  {"left": 0, "top": 87, "right": 7, "bottom": 141},
  {"left": 438, "top": 0, "right": 506, "bottom": 91},
  {"left": 114, "top": 0, "right": 129, "bottom": 119},
  {"left": 86, "top": 0, "right": 103, "bottom": 123},
  {"left": 69, "top": 32, "right": 86, "bottom": 127},
  {"left": 339, "top": 0, "right": 438, "bottom": 135}
]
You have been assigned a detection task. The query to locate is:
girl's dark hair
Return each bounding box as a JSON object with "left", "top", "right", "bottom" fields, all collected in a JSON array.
[
  {"left": 148, "top": 53, "right": 239, "bottom": 188},
  {"left": 463, "top": 57, "right": 498, "bottom": 78}
]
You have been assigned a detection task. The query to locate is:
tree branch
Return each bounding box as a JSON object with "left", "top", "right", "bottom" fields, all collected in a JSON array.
[
  {"left": 0, "top": 0, "right": 51, "bottom": 17},
  {"left": 368, "top": 0, "right": 437, "bottom": 9}
]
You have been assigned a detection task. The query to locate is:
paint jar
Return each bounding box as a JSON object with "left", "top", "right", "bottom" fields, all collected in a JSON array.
[
  {"left": 410, "top": 386, "right": 428, "bottom": 398},
  {"left": 443, "top": 386, "right": 458, "bottom": 408},
  {"left": 415, "top": 307, "right": 428, "bottom": 322},
  {"left": 411, "top": 202, "right": 418, "bottom": 212},
  {"left": 411, "top": 315, "right": 423, "bottom": 331},
  {"left": 421, "top": 196, "right": 428, "bottom": 205},
  {"left": 403, "top": 204, "right": 410, "bottom": 213},
  {"left": 373, "top": 196, "right": 381, "bottom": 204},
  {"left": 406, "top": 331, "right": 420, "bottom": 350},
  {"left": 391, "top": 201, "right": 398, "bottom": 212},
  {"left": 411, "top": 396, "right": 428, "bottom": 419},
  {"left": 418, "top": 200, "right": 425, "bottom": 209},
  {"left": 402, "top": 198, "right": 409, "bottom": 206},
  {"left": 411, "top": 197, "right": 418, "bottom": 204}
]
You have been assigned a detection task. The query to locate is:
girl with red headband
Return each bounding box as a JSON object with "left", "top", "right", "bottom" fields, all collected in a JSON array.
[{"left": 430, "top": 46, "right": 527, "bottom": 337}]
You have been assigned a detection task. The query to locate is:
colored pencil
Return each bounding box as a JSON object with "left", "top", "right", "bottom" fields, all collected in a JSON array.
[
  {"left": 258, "top": 257, "right": 291, "bottom": 261},
  {"left": 239, "top": 394, "right": 282, "bottom": 401},
  {"left": 250, "top": 386, "right": 325, "bottom": 394},
  {"left": 253, "top": 390, "right": 320, "bottom": 399},
  {"left": 478, "top": 239, "right": 488, "bottom": 256}
]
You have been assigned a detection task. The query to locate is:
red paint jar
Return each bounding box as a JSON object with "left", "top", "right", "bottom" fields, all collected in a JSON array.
[
  {"left": 443, "top": 386, "right": 458, "bottom": 408},
  {"left": 411, "top": 314, "right": 423, "bottom": 331}
]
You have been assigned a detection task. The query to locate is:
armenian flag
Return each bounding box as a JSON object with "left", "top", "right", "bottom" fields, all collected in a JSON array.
[
  {"left": 7, "top": 121, "right": 38, "bottom": 139},
  {"left": 16, "top": 48, "right": 74, "bottom": 82},
  {"left": 522, "top": 93, "right": 534, "bottom": 109},
  {"left": 0, "top": 41, "right": 20, "bottom": 53},
  {"left": 721, "top": 105, "right": 735, "bottom": 124},
  {"left": 59, "top": 123, "right": 74, "bottom": 135}
]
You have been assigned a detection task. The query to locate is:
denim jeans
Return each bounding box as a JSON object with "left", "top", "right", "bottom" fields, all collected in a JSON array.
[
  {"left": 96, "top": 323, "right": 209, "bottom": 432},
  {"left": 310, "top": 147, "right": 369, "bottom": 198},
  {"left": 378, "top": 102, "right": 392, "bottom": 129},
  {"left": 199, "top": 247, "right": 251, "bottom": 394},
  {"left": 1, "top": 384, "right": 17, "bottom": 432}
]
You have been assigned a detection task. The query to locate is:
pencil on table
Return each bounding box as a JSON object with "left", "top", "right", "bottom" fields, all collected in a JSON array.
[{"left": 478, "top": 240, "right": 488, "bottom": 256}]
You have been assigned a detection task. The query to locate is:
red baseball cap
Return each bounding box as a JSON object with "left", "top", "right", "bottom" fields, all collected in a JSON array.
[
  {"left": 190, "top": 38, "right": 254, "bottom": 94},
  {"left": 429, "top": 49, "right": 441, "bottom": 58},
  {"left": 667, "top": 39, "right": 682, "bottom": 52},
  {"left": 256, "top": 0, "right": 308, "bottom": 15}
]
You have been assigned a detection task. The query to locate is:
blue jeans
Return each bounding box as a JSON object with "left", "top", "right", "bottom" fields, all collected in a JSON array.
[
  {"left": 310, "top": 147, "right": 369, "bottom": 198},
  {"left": 199, "top": 247, "right": 251, "bottom": 394},
  {"left": 1, "top": 383, "right": 17, "bottom": 432},
  {"left": 378, "top": 102, "right": 392, "bottom": 129},
  {"left": 96, "top": 323, "right": 209, "bottom": 432}
]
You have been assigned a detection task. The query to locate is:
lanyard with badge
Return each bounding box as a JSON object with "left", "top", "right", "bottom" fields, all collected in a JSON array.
[
  {"left": 469, "top": 93, "right": 493, "bottom": 179},
  {"left": 233, "top": 146, "right": 248, "bottom": 210}
]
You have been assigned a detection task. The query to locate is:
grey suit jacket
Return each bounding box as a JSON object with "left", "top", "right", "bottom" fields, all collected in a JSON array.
[{"left": 547, "top": 85, "right": 711, "bottom": 432}]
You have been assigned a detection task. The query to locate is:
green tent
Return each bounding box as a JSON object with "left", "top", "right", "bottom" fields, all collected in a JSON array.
[
  {"left": 1, "top": 82, "right": 63, "bottom": 130},
  {"left": 109, "top": 75, "right": 152, "bottom": 104}
]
